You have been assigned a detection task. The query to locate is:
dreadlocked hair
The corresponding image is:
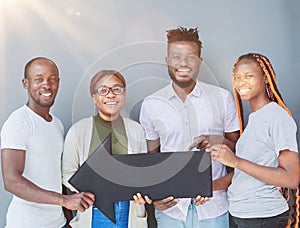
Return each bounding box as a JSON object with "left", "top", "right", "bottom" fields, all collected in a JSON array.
[
  {"left": 232, "top": 53, "right": 292, "bottom": 134},
  {"left": 232, "top": 53, "right": 299, "bottom": 228},
  {"left": 166, "top": 26, "right": 202, "bottom": 54}
]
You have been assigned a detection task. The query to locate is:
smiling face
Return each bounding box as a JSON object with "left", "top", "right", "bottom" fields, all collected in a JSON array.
[
  {"left": 166, "top": 41, "right": 202, "bottom": 88},
  {"left": 22, "top": 59, "right": 60, "bottom": 112},
  {"left": 92, "top": 74, "right": 126, "bottom": 121},
  {"left": 233, "top": 58, "right": 270, "bottom": 110}
]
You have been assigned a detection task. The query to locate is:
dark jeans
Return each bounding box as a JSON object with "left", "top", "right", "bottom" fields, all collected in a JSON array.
[{"left": 229, "top": 210, "right": 289, "bottom": 228}]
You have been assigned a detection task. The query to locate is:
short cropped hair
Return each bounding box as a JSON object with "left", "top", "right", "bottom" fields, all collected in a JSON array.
[{"left": 24, "top": 57, "right": 59, "bottom": 79}]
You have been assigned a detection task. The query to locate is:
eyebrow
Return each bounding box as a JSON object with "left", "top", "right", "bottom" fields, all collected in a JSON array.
[
  {"left": 98, "top": 83, "right": 124, "bottom": 87},
  {"left": 34, "top": 73, "right": 57, "bottom": 77}
]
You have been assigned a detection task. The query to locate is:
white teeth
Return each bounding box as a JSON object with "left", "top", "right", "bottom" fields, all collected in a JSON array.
[
  {"left": 41, "top": 92, "right": 51, "bottom": 97},
  {"left": 239, "top": 89, "right": 250, "bottom": 93},
  {"left": 177, "top": 69, "right": 190, "bottom": 72},
  {"left": 105, "top": 101, "right": 117, "bottom": 105}
]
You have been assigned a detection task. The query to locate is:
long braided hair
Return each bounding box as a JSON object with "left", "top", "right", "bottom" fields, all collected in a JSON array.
[{"left": 232, "top": 53, "right": 299, "bottom": 228}]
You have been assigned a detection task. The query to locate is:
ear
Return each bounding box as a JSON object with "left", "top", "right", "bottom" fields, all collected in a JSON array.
[
  {"left": 199, "top": 57, "right": 203, "bottom": 64},
  {"left": 92, "top": 95, "right": 97, "bottom": 104},
  {"left": 165, "top": 56, "right": 168, "bottom": 65},
  {"left": 265, "top": 77, "right": 268, "bottom": 84},
  {"left": 22, "top": 78, "right": 28, "bottom": 89}
]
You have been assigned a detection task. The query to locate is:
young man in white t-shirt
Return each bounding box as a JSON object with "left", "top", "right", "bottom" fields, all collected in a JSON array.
[{"left": 1, "top": 57, "right": 95, "bottom": 228}]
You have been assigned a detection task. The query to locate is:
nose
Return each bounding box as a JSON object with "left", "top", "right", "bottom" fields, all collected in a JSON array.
[
  {"left": 106, "top": 88, "right": 116, "bottom": 97},
  {"left": 238, "top": 79, "right": 245, "bottom": 86},
  {"left": 234, "top": 76, "right": 245, "bottom": 86},
  {"left": 41, "top": 79, "right": 51, "bottom": 88},
  {"left": 179, "top": 57, "right": 188, "bottom": 66}
]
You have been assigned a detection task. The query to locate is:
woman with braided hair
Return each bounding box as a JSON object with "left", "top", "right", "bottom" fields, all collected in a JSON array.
[{"left": 206, "top": 53, "right": 299, "bottom": 228}]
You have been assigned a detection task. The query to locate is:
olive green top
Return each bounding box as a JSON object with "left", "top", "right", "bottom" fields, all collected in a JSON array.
[{"left": 88, "top": 115, "right": 128, "bottom": 157}]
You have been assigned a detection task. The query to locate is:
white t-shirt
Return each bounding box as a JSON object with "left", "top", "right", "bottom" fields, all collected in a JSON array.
[
  {"left": 1, "top": 105, "right": 66, "bottom": 228},
  {"left": 228, "top": 102, "right": 298, "bottom": 218},
  {"left": 140, "top": 81, "right": 239, "bottom": 221}
]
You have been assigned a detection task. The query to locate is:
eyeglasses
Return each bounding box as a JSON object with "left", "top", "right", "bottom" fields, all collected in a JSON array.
[{"left": 96, "top": 86, "right": 125, "bottom": 96}]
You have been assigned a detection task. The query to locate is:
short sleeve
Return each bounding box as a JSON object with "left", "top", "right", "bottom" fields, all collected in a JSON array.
[
  {"left": 271, "top": 113, "right": 298, "bottom": 155},
  {"left": 1, "top": 113, "right": 32, "bottom": 150},
  {"left": 139, "top": 99, "right": 159, "bottom": 140}
]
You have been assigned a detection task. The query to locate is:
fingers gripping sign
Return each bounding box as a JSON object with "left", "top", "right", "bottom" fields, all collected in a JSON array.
[
  {"left": 133, "top": 192, "right": 153, "bottom": 205},
  {"left": 153, "top": 196, "right": 180, "bottom": 211},
  {"left": 194, "top": 195, "right": 210, "bottom": 206}
]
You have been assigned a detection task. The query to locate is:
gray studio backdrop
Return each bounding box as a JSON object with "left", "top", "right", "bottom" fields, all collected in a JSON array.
[{"left": 1, "top": 0, "right": 300, "bottom": 227}]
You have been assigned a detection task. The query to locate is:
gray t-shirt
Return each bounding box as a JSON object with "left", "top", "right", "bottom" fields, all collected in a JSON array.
[{"left": 228, "top": 102, "right": 298, "bottom": 218}]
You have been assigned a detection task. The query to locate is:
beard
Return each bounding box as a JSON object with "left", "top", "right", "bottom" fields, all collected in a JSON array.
[
  {"left": 29, "top": 93, "right": 56, "bottom": 108},
  {"left": 168, "top": 67, "right": 197, "bottom": 88}
]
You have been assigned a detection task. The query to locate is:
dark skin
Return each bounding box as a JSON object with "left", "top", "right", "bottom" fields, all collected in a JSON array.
[
  {"left": 1, "top": 149, "right": 94, "bottom": 210},
  {"left": 144, "top": 40, "right": 239, "bottom": 210},
  {"left": 62, "top": 186, "right": 75, "bottom": 228},
  {"left": 62, "top": 74, "right": 150, "bottom": 223},
  {"left": 1, "top": 59, "right": 94, "bottom": 226},
  {"left": 207, "top": 59, "right": 299, "bottom": 189},
  {"left": 147, "top": 130, "right": 239, "bottom": 209}
]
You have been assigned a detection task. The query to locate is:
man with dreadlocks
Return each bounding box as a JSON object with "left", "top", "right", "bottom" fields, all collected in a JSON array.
[
  {"left": 206, "top": 53, "right": 300, "bottom": 228},
  {"left": 140, "top": 26, "right": 240, "bottom": 227}
]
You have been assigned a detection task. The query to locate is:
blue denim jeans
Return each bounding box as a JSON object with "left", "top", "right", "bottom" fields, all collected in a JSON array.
[
  {"left": 155, "top": 200, "right": 229, "bottom": 228},
  {"left": 91, "top": 201, "right": 129, "bottom": 228},
  {"left": 229, "top": 210, "right": 289, "bottom": 228}
]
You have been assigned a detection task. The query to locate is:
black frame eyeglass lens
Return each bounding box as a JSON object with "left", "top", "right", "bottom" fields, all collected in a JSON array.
[{"left": 96, "top": 86, "right": 125, "bottom": 96}]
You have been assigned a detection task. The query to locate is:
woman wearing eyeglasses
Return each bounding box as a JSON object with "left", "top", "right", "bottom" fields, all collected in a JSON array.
[{"left": 61, "top": 70, "right": 150, "bottom": 228}]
